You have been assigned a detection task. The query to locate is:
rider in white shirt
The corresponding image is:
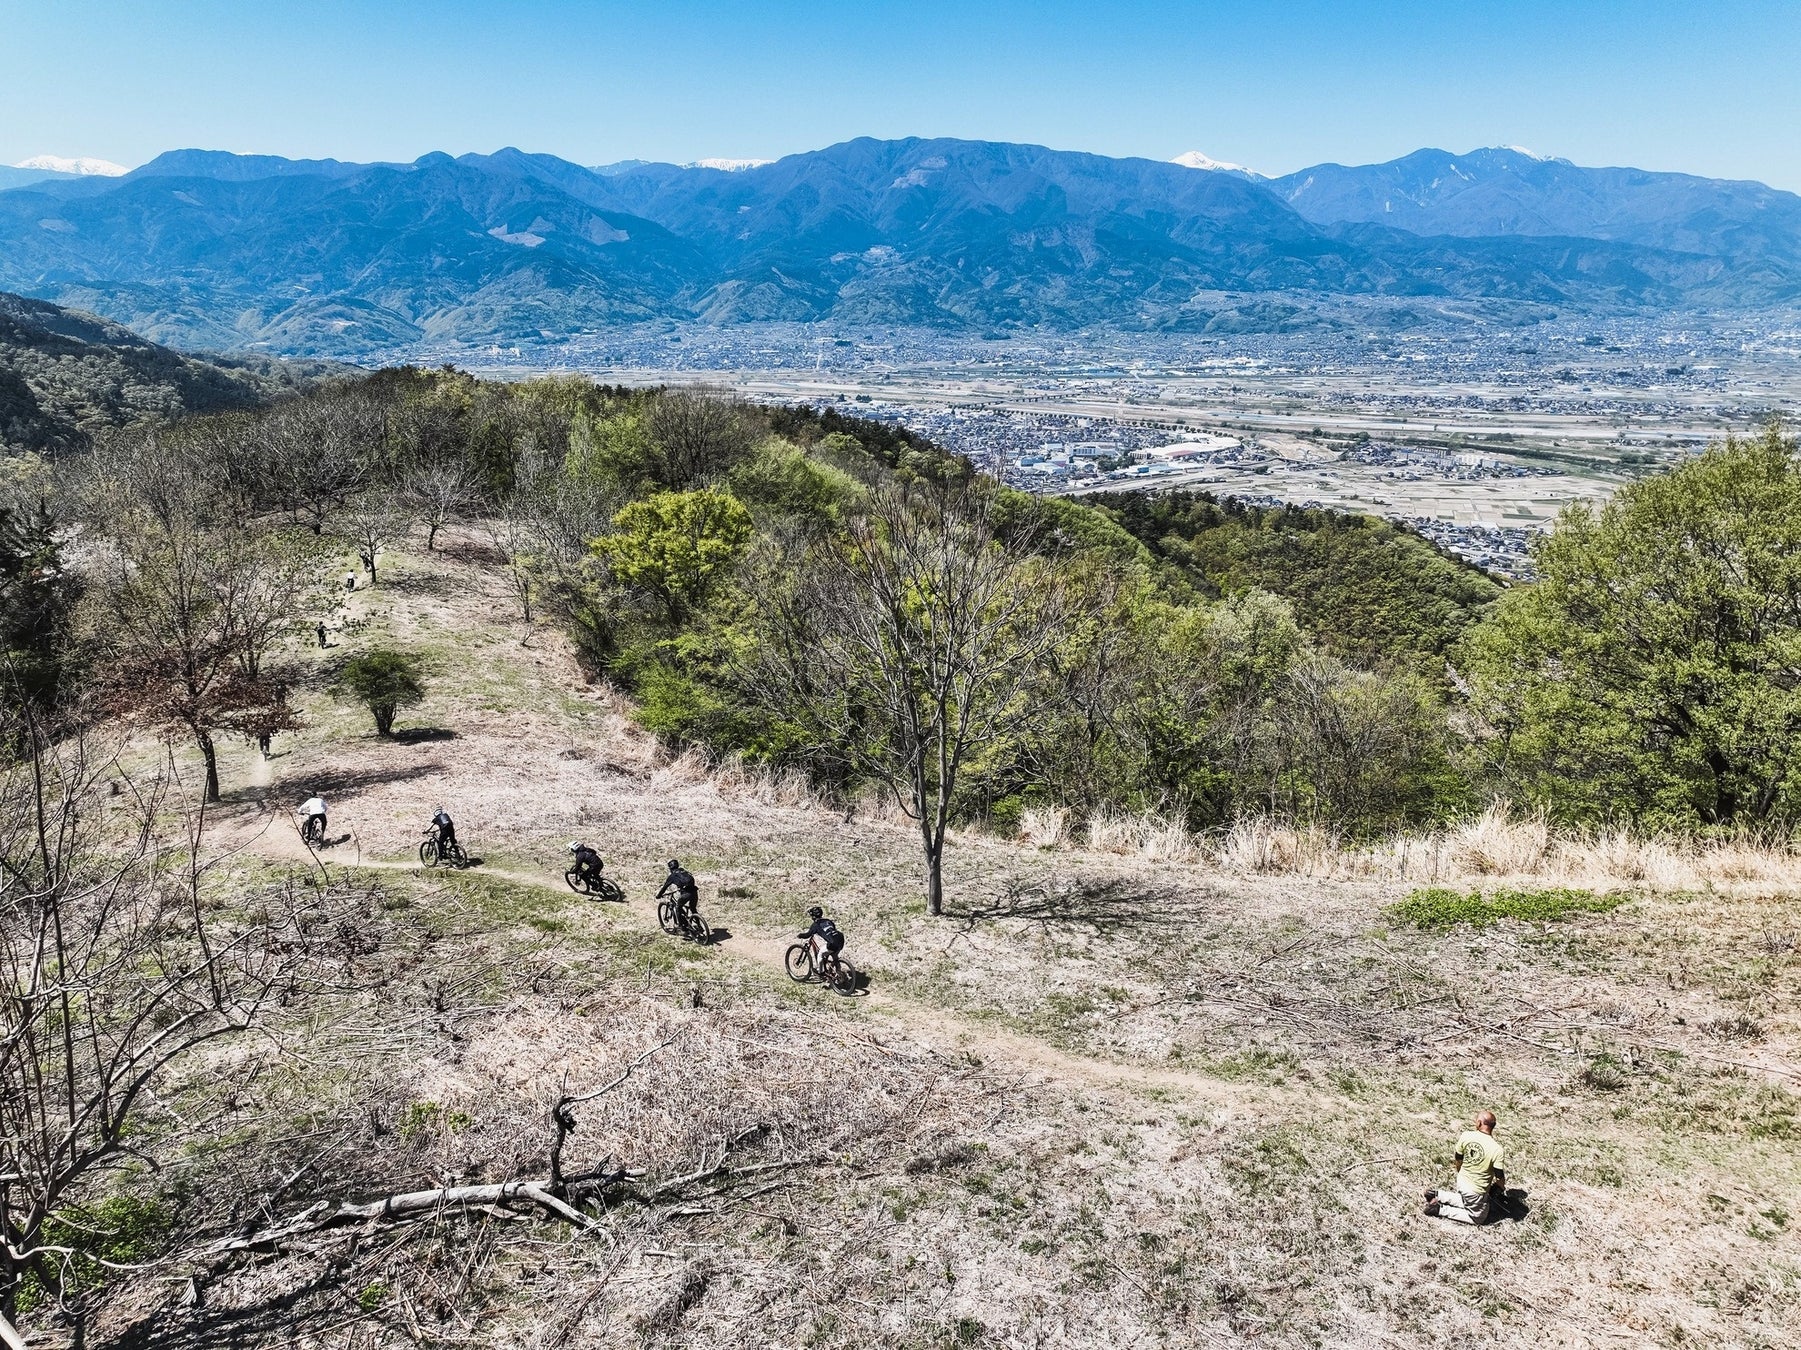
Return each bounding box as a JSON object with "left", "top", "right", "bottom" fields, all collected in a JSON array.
[{"left": 299, "top": 794, "right": 328, "bottom": 842}]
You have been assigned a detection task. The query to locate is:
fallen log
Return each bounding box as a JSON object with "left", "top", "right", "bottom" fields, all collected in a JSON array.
[{"left": 215, "top": 1171, "right": 630, "bottom": 1252}]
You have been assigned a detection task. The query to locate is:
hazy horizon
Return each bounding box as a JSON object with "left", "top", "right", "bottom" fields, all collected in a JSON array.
[{"left": 5, "top": 0, "right": 1801, "bottom": 191}]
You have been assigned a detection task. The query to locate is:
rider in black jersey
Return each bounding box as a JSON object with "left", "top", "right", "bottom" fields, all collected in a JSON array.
[{"left": 657, "top": 859, "right": 699, "bottom": 928}]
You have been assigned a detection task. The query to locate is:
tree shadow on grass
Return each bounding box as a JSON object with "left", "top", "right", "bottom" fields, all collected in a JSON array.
[
  {"left": 106, "top": 1267, "right": 342, "bottom": 1349},
  {"left": 381, "top": 568, "right": 456, "bottom": 597},
  {"left": 261, "top": 761, "right": 450, "bottom": 800},
  {"left": 392, "top": 727, "right": 458, "bottom": 745},
  {"left": 946, "top": 873, "right": 1197, "bottom": 934}
]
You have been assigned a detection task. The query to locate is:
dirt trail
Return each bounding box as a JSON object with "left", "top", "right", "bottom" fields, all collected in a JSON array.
[{"left": 224, "top": 808, "right": 1270, "bottom": 1114}]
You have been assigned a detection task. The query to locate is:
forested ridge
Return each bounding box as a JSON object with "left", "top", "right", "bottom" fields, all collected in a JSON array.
[
  {"left": 1091, "top": 490, "right": 1502, "bottom": 673},
  {"left": 0, "top": 290, "right": 330, "bottom": 454}
]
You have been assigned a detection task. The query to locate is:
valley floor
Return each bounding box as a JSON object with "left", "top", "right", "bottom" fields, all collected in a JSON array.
[{"left": 97, "top": 533, "right": 1800, "bottom": 1349}]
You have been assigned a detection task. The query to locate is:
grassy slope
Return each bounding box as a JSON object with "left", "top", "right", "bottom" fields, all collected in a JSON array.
[{"left": 108, "top": 529, "right": 1799, "bottom": 1349}]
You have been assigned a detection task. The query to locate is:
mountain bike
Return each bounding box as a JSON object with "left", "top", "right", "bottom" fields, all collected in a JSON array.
[
  {"left": 785, "top": 935, "right": 858, "bottom": 994},
  {"left": 419, "top": 829, "right": 467, "bottom": 869},
  {"left": 565, "top": 863, "right": 623, "bottom": 901},
  {"left": 299, "top": 813, "right": 326, "bottom": 848},
  {"left": 657, "top": 898, "right": 710, "bottom": 943}
]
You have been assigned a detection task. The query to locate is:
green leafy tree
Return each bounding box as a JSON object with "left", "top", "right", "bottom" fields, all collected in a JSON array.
[
  {"left": 1462, "top": 424, "right": 1801, "bottom": 828},
  {"left": 336, "top": 649, "right": 428, "bottom": 738},
  {"left": 594, "top": 489, "right": 754, "bottom": 626}
]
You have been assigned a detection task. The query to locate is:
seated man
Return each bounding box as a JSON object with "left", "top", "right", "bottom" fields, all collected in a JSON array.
[{"left": 1425, "top": 1110, "right": 1506, "bottom": 1225}]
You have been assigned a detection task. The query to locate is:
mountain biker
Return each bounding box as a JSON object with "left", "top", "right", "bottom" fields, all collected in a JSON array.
[
  {"left": 298, "top": 793, "right": 328, "bottom": 843},
  {"left": 568, "top": 841, "right": 603, "bottom": 882},
  {"left": 657, "top": 859, "right": 699, "bottom": 928},
  {"left": 797, "top": 905, "right": 845, "bottom": 961},
  {"left": 429, "top": 807, "right": 457, "bottom": 851}
]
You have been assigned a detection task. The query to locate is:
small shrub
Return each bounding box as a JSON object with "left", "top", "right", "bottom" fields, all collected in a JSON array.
[
  {"left": 1389, "top": 885, "right": 1624, "bottom": 930},
  {"left": 334, "top": 647, "right": 428, "bottom": 737},
  {"left": 1579, "top": 1056, "right": 1628, "bottom": 1092}
]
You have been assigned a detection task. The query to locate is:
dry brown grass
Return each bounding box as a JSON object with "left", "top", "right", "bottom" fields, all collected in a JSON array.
[{"left": 90, "top": 531, "right": 1799, "bottom": 1350}]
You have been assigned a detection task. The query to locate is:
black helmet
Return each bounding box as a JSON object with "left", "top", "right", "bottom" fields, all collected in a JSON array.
[
  {"left": 667, "top": 859, "right": 681, "bottom": 870},
  {"left": 807, "top": 905, "right": 823, "bottom": 919}
]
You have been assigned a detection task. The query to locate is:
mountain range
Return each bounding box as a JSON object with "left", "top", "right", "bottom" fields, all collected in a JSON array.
[{"left": 1, "top": 138, "right": 1796, "bottom": 356}]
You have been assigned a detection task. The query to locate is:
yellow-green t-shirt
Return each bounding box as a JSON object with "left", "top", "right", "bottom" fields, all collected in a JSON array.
[{"left": 1454, "top": 1131, "right": 1504, "bottom": 1194}]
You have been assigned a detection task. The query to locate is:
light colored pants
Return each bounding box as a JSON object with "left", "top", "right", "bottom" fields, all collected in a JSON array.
[{"left": 1430, "top": 1188, "right": 1490, "bottom": 1225}]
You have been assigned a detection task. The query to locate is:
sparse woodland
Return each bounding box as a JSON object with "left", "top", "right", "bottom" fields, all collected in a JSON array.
[{"left": 0, "top": 370, "right": 1795, "bottom": 1346}]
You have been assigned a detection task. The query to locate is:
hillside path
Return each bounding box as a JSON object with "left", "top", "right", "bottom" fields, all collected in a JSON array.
[{"left": 224, "top": 807, "right": 1273, "bottom": 1115}]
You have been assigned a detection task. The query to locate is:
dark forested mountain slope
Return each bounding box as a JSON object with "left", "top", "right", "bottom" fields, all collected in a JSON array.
[{"left": 0, "top": 291, "right": 325, "bottom": 453}]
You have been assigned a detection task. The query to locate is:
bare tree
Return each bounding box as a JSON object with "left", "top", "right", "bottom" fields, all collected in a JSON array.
[
  {"left": 90, "top": 520, "right": 305, "bottom": 801},
  {"left": 402, "top": 458, "right": 482, "bottom": 550},
  {"left": 644, "top": 386, "right": 757, "bottom": 490},
  {"left": 0, "top": 732, "right": 311, "bottom": 1340},
  {"left": 752, "top": 482, "right": 1066, "bottom": 914},
  {"left": 336, "top": 491, "right": 414, "bottom": 585},
  {"left": 256, "top": 391, "right": 382, "bottom": 535}
]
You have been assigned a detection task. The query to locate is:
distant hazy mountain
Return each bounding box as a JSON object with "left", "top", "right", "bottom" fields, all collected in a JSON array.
[
  {"left": 0, "top": 137, "right": 1794, "bottom": 355},
  {"left": 0, "top": 291, "right": 327, "bottom": 453},
  {"left": 0, "top": 155, "right": 128, "bottom": 193},
  {"left": 1272, "top": 146, "right": 1801, "bottom": 267}
]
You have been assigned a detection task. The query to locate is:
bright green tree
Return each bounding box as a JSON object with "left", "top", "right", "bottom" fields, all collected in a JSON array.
[
  {"left": 1462, "top": 423, "right": 1801, "bottom": 829},
  {"left": 593, "top": 489, "right": 754, "bottom": 625},
  {"left": 336, "top": 648, "right": 429, "bottom": 738}
]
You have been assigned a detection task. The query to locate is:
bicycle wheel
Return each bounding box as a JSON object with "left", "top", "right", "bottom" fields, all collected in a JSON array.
[
  {"left": 831, "top": 957, "right": 860, "bottom": 995},
  {"left": 418, "top": 838, "right": 437, "bottom": 867},
  {"left": 684, "top": 911, "right": 711, "bottom": 945},
  {"left": 448, "top": 843, "right": 468, "bottom": 868},
  {"left": 564, "top": 868, "right": 588, "bottom": 895},
  {"left": 597, "top": 877, "right": 624, "bottom": 903},
  {"left": 657, "top": 900, "right": 678, "bottom": 934},
  {"left": 784, "top": 944, "right": 813, "bottom": 983}
]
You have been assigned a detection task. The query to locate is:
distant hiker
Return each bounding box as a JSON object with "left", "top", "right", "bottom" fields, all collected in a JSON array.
[
  {"left": 345, "top": 571, "right": 357, "bottom": 593},
  {"left": 430, "top": 806, "right": 457, "bottom": 851},
  {"left": 317, "top": 621, "right": 329, "bottom": 648},
  {"left": 1425, "top": 1111, "right": 1506, "bottom": 1225},
  {"left": 658, "top": 859, "right": 699, "bottom": 928}
]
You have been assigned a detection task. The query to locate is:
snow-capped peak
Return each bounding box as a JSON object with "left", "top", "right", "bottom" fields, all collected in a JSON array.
[
  {"left": 1171, "top": 150, "right": 1262, "bottom": 177},
  {"left": 12, "top": 155, "right": 128, "bottom": 176},
  {"left": 686, "top": 157, "right": 772, "bottom": 172}
]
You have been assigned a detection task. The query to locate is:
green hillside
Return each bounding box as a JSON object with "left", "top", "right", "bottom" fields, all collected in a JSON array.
[{"left": 1091, "top": 490, "right": 1503, "bottom": 672}]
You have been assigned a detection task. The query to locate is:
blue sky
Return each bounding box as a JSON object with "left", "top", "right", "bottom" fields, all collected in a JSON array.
[{"left": 4, "top": 0, "right": 1799, "bottom": 187}]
